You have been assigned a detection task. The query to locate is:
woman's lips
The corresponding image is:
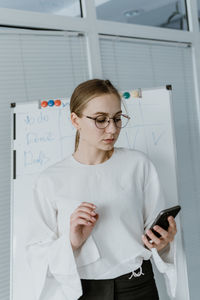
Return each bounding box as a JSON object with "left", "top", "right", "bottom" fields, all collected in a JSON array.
[{"left": 103, "top": 139, "right": 115, "bottom": 143}]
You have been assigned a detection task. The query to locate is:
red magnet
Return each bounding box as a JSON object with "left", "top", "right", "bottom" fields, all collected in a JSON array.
[
  {"left": 55, "top": 99, "right": 61, "bottom": 106},
  {"left": 41, "top": 101, "right": 48, "bottom": 107}
]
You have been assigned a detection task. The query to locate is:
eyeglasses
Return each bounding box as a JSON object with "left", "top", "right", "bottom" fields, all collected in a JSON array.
[{"left": 82, "top": 113, "right": 131, "bottom": 129}]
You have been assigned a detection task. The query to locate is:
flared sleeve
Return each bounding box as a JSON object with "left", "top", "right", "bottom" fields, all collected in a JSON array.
[
  {"left": 25, "top": 174, "right": 100, "bottom": 300},
  {"left": 143, "top": 158, "right": 178, "bottom": 299}
]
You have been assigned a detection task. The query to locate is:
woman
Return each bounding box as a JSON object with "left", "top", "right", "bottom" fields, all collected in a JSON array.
[{"left": 26, "top": 79, "right": 177, "bottom": 300}]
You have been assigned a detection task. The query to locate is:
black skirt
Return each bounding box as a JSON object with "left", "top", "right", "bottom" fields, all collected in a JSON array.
[{"left": 78, "top": 259, "right": 159, "bottom": 300}]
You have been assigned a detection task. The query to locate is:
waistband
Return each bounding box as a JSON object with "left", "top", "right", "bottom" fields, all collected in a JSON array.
[
  {"left": 114, "top": 259, "right": 153, "bottom": 281},
  {"left": 81, "top": 259, "right": 153, "bottom": 283}
]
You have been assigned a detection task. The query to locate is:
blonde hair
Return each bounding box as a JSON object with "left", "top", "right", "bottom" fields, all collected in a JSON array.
[{"left": 70, "top": 79, "right": 121, "bottom": 152}]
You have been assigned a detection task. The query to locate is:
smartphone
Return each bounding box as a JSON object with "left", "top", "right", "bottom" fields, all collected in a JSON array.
[{"left": 146, "top": 205, "right": 181, "bottom": 240}]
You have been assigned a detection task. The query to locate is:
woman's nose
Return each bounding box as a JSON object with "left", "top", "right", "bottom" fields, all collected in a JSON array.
[{"left": 105, "top": 119, "right": 118, "bottom": 133}]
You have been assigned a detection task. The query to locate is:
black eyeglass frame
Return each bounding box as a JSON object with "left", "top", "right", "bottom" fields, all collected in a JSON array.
[{"left": 81, "top": 113, "right": 131, "bottom": 129}]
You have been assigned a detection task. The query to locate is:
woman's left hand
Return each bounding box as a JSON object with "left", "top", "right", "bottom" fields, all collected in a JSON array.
[{"left": 142, "top": 216, "right": 177, "bottom": 252}]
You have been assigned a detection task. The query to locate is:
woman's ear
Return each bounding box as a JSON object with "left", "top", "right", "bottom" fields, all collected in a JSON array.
[{"left": 71, "top": 112, "right": 81, "bottom": 130}]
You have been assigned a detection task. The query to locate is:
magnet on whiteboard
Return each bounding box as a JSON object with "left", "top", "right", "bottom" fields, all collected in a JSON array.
[
  {"left": 54, "top": 99, "right": 61, "bottom": 106},
  {"left": 48, "top": 100, "right": 54, "bottom": 107},
  {"left": 41, "top": 101, "right": 48, "bottom": 108},
  {"left": 131, "top": 89, "right": 142, "bottom": 98},
  {"left": 123, "top": 92, "right": 131, "bottom": 99}
]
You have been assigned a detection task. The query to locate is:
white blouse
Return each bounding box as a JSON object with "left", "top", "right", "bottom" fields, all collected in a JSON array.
[{"left": 25, "top": 147, "right": 177, "bottom": 300}]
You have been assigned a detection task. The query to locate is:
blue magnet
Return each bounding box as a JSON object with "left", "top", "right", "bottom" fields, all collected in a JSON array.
[
  {"left": 123, "top": 92, "right": 131, "bottom": 99},
  {"left": 48, "top": 100, "right": 54, "bottom": 107}
]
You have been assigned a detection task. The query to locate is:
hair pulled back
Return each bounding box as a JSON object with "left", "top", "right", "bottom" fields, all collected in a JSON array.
[{"left": 70, "top": 79, "right": 121, "bottom": 152}]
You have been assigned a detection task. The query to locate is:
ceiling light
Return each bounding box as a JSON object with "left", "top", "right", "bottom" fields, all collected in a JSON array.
[{"left": 123, "top": 9, "right": 144, "bottom": 18}]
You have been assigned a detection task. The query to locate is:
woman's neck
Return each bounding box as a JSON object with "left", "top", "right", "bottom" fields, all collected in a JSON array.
[{"left": 73, "top": 147, "right": 114, "bottom": 165}]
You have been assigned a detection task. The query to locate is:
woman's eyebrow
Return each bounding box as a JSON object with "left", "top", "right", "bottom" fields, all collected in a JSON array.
[{"left": 93, "top": 110, "right": 122, "bottom": 116}]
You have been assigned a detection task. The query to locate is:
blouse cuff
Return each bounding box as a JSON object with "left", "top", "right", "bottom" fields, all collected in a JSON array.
[
  {"left": 26, "top": 233, "right": 100, "bottom": 300},
  {"left": 151, "top": 239, "right": 177, "bottom": 298}
]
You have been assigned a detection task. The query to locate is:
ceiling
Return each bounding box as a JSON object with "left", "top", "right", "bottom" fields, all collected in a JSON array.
[
  {"left": 0, "top": 0, "right": 195, "bottom": 30},
  {"left": 95, "top": 0, "right": 188, "bottom": 29}
]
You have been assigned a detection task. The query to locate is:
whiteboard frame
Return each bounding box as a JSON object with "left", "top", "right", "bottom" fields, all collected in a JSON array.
[{"left": 10, "top": 108, "right": 15, "bottom": 300}]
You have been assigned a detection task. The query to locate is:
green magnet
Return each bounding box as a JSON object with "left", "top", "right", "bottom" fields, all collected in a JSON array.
[{"left": 123, "top": 92, "right": 130, "bottom": 99}]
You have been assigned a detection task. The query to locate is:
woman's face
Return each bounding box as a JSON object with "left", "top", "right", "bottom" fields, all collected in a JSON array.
[{"left": 72, "top": 93, "right": 122, "bottom": 151}]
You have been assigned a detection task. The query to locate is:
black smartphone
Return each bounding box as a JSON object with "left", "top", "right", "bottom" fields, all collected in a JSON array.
[{"left": 146, "top": 205, "right": 181, "bottom": 240}]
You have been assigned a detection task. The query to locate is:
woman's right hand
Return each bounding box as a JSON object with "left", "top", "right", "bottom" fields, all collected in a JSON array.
[{"left": 70, "top": 202, "right": 99, "bottom": 251}]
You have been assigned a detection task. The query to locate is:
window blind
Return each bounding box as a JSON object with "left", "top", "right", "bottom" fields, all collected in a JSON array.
[
  {"left": 0, "top": 30, "right": 89, "bottom": 300},
  {"left": 100, "top": 36, "right": 200, "bottom": 300}
]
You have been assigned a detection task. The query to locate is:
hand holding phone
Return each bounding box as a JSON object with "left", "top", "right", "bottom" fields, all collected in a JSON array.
[{"left": 146, "top": 205, "right": 181, "bottom": 240}]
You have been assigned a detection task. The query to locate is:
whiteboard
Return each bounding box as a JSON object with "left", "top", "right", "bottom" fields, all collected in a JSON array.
[{"left": 10, "top": 87, "right": 189, "bottom": 300}]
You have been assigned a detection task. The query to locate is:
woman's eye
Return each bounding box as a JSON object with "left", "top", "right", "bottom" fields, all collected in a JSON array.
[
  {"left": 114, "top": 116, "right": 122, "bottom": 122},
  {"left": 96, "top": 117, "right": 107, "bottom": 123}
]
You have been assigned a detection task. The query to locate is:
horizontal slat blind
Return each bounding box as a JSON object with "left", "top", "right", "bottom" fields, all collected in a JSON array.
[
  {"left": 100, "top": 36, "right": 200, "bottom": 299},
  {"left": 0, "top": 30, "right": 89, "bottom": 300},
  {"left": 19, "top": 33, "right": 89, "bottom": 100}
]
